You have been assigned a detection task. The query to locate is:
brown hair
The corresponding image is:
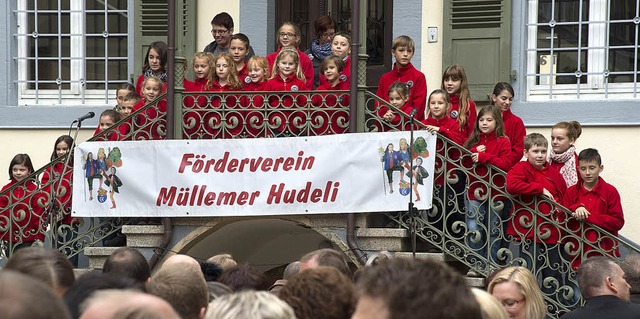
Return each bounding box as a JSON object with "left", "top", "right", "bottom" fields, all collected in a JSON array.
[
  {"left": 314, "top": 16, "right": 336, "bottom": 37},
  {"left": 552, "top": 121, "right": 582, "bottom": 142},
  {"left": 524, "top": 132, "right": 548, "bottom": 150},
  {"left": 442, "top": 64, "right": 472, "bottom": 130},
  {"left": 8, "top": 153, "right": 34, "bottom": 179},
  {"left": 279, "top": 267, "right": 355, "bottom": 319},
  {"left": 320, "top": 55, "right": 345, "bottom": 73},
  {"left": 426, "top": 89, "right": 450, "bottom": 119},
  {"left": 213, "top": 53, "right": 242, "bottom": 89},
  {"left": 147, "top": 263, "right": 208, "bottom": 319},
  {"left": 464, "top": 104, "right": 505, "bottom": 149},
  {"left": 391, "top": 35, "right": 415, "bottom": 52},
  {"left": 5, "top": 247, "right": 75, "bottom": 296}
]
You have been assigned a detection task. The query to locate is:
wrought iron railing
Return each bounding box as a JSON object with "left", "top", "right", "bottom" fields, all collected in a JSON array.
[{"left": 364, "top": 91, "right": 639, "bottom": 317}]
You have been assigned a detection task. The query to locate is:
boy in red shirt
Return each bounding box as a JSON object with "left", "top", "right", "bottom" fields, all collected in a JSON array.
[
  {"left": 565, "top": 148, "right": 624, "bottom": 270},
  {"left": 506, "top": 133, "right": 568, "bottom": 295},
  {"left": 375, "top": 35, "right": 427, "bottom": 122}
]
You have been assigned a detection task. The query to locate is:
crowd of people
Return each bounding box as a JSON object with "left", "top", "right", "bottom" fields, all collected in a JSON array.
[
  {"left": 2, "top": 246, "right": 640, "bottom": 319},
  {"left": 0, "top": 10, "right": 635, "bottom": 319}
]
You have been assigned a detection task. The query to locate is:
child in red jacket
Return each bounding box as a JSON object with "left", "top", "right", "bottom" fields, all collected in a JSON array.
[
  {"left": 506, "top": 133, "right": 568, "bottom": 293},
  {"left": 463, "top": 105, "right": 512, "bottom": 273},
  {"left": 312, "top": 55, "right": 350, "bottom": 135},
  {"left": 375, "top": 35, "right": 427, "bottom": 122},
  {"left": 492, "top": 82, "right": 525, "bottom": 169},
  {"left": 0, "top": 154, "right": 45, "bottom": 257},
  {"left": 442, "top": 65, "right": 477, "bottom": 140},
  {"left": 267, "top": 22, "right": 315, "bottom": 90},
  {"left": 265, "top": 48, "right": 307, "bottom": 137},
  {"left": 565, "top": 148, "right": 624, "bottom": 270}
]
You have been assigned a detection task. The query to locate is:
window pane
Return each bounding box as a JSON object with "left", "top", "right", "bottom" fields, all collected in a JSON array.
[
  {"left": 610, "top": 0, "right": 637, "bottom": 20},
  {"left": 536, "top": 50, "right": 587, "bottom": 85},
  {"left": 609, "top": 49, "right": 639, "bottom": 83},
  {"left": 538, "top": 0, "right": 589, "bottom": 23}
]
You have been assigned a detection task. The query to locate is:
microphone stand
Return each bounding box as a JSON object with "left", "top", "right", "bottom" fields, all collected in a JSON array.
[
  {"left": 49, "top": 118, "right": 85, "bottom": 249},
  {"left": 408, "top": 111, "right": 417, "bottom": 258}
]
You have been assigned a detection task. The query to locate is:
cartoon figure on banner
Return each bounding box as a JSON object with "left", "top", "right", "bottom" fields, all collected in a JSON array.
[
  {"left": 411, "top": 136, "right": 429, "bottom": 159},
  {"left": 379, "top": 143, "right": 405, "bottom": 194},
  {"left": 96, "top": 148, "right": 107, "bottom": 189},
  {"left": 103, "top": 166, "right": 123, "bottom": 209},
  {"left": 83, "top": 152, "right": 102, "bottom": 201},
  {"left": 106, "top": 147, "right": 122, "bottom": 168},
  {"left": 407, "top": 157, "right": 429, "bottom": 201},
  {"left": 397, "top": 138, "right": 411, "bottom": 195}
]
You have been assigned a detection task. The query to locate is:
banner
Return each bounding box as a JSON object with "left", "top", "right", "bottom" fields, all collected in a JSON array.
[{"left": 72, "top": 131, "right": 437, "bottom": 217}]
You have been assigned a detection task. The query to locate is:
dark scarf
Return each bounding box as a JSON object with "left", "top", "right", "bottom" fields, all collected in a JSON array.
[
  {"left": 144, "top": 68, "right": 168, "bottom": 84},
  {"left": 310, "top": 39, "right": 333, "bottom": 61}
]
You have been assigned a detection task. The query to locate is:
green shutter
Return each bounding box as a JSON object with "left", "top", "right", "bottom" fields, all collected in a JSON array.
[
  {"left": 133, "top": 0, "right": 196, "bottom": 80},
  {"left": 443, "top": 0, "right": 511, "bottom": 102}
]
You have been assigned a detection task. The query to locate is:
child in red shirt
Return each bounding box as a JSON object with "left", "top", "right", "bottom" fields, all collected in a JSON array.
[
  {"left": 265, "top": 48, "right": 307, "bottom": 137},
  {"left": 93, "top": 109, "right": 122, "bottom": 141},
  {"left": 312, "top": 56, "right": 350, "bottom": 135},
  {"left": 132, "top": 76, "right": 166, "bottom": 140},
  {"left": 442, "top": 65, "right": 477, "bottom": 140},
  {"left": 267, "top": 22, "right": 314, "bottom": 90},
  {"left": 0, "top": 154, "right": 45, "bottom": 256},
  {"left": 183, "top": 52, "right": 214, "bottom": 138},
  {"left": 464, "top": 104, "right": 512, "bottom": 272},
  {"left": 318, "top": 32, "right": 352, "bottom": 87},
  {"left": 565, "top": 148, "right": 624, "bottom": 270},
  {"left": 376, "top": 35, "right": 427, "bottom": 122},
  {"left": 229, "top": 33, "right": 251, "bottom": 83},
  {"left": 135, "top": 41, "right": 167, "bottom": 97},
  {"left": 492, "top": 82, "right": 525, "bottom": 169},
  {"left": 506, "top": 133, "right": 568, "bottom": 292}
]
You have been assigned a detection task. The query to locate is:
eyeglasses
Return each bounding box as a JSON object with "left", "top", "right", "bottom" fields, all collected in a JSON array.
[
  {"left": 321, "top": 32, "right": 335, "bottom": 39},
  {"left": 279, "top": 32, "right": 297, "bottom": 38},
  {"left": 501, "top": 298, "right": 525, "bottom": 308},
  {"left": 211, "top": 29, "right": 229, "bottom": 35}
]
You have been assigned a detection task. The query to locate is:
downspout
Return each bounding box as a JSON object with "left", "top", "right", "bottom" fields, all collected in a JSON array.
[
  {"left": 347, "top": 0, "right": 367, "bottom": 266},
  {"left": 149, "top": 0, "right": 175, "bottom": 270}
]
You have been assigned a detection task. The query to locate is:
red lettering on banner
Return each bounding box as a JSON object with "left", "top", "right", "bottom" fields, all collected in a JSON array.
[
  {"left": 228, "top": 158, "right": 238, "bottom": 172},
  {"left": 156, "top": 185, "right": 260, "bottom": 207},
  {"left": 261, "top": 158, "right": 273, "bottom": 172},
  {"left": 178, "top": 154, "right": 194, "bottom": 173},
  {"left": 267, "top": 181, "right": 339, "bottom": 204}
]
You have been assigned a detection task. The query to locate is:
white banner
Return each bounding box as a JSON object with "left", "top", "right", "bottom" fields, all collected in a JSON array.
[{"left": 72, "top": 132, "right": 436, "bottom": 217}]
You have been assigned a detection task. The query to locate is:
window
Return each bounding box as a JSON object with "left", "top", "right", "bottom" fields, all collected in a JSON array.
[
  {"left": 15, "top": 0, "right": 129, "bottom": 106},
  {"left": 526, "top": 0, "right": 640, "bottom": 100}
]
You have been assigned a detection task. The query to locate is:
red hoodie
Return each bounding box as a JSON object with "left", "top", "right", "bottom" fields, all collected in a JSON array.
[
  {"left": 267, "top": 47, "right": 315, "bottom": 90},
  {"left": 375, "top": 62, "right": 427, "bottom": 122}
]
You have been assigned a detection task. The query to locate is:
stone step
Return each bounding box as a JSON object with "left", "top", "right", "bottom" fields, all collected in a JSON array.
[
  {"left": 356, "top": 228, "right": 409, "bottom": 251},
  {"left": 84, "top": 247, "right": 121, "bottom": 270},
  {"left": 122, "top": 225, "right": 165, "bottom": 248}
]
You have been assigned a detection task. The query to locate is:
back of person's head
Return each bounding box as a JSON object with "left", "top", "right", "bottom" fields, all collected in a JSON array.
[
  {"left": 207, "top": 290, "right": 296, "bottom": 319},
  {"left": 552, "top": 121, "right": 582, "bottom": 141},
  {"left": 200, "top": 261, "right": 224, "bottom": 282},
  {"left": 217, "top": 263, "right": 269, "bottom": 291},
  {"left": 162, "top": 253, "right": 202, "bottom": 270},
  {"left": 621, "top": 254, "right": 640, "bottom": 295},
  {"left": 80, "top": 289, "right": 180, "bottom": 319},
  {"left": 355, "top": 258, "right": 482, "bottom": 319},
  {"left": 64, "top": 271, "right": 143, "bottom": 319},
  {"left": 5, "top": 247, "right": 75, "bottom": 296},
  {"left": 391, "top": 35, "right": 415, "bottom": 52},
  {"left": 147, "top": 263, "right": 208, "bottom": 319},
  {"left": 577, "top": 256, "right": 622, "bottom": 299},
  {"left": 524, "top": 132, "right": 548, "bottom": 150},
  {"left": 211, "top": 12, "right": 234, "bottom": 29},
  {"left": 102, "top": 247, "right": 151, "bottom": 284},
  {"left": 0, "top": 270, "right": 71, "bottom": 319},
  {"left": 299, "top": 248, "right": 352, "bottom": 278},
  {"left": 207, "top": 253, "right": 237, "bottom": 272},
  {"left": 283, "top": 261, "right": 301, "bottom": 280},
  {"left": 471, "top": 288, "right": 509, "bottom": 319},
  {"left": 578, "top": 148, "right": 602, "bottom": 166},
  {"left": 487, "top": 266, "right": 545, "bottom": 319},
  {"left": 206, "top": 281, "right": 233, "bottom": 302},
  {"left": 279, "top": 266, "right": 355, "bottom": 319}
]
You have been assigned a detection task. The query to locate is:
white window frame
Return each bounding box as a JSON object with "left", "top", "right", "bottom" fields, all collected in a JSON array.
[
  {"left": 526, "top": 0, "right": 640, "bottom": 101},
  {"left": 15, "top": 0, "right": 130, "bottom": 106}
]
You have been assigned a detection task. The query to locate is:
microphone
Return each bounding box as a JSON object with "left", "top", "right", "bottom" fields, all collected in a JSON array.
[
  {"left": 73, "top": 112, "right": 95, "bottom": 123},
  {"left": 410, "top": 108, "right": 418, "bottom": 117}
]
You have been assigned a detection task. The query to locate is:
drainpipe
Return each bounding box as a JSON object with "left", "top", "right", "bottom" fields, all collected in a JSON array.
[
  {"left": 150, "top": 0, "right": 175, "bottom": 270},
  {"left": 346, "top": 0, "right": 367, "bottom": 266}
]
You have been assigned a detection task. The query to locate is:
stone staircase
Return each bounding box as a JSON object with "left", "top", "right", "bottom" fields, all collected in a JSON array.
[{"left": 78, "top": 216, "right": 484, "bottom": 287}]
